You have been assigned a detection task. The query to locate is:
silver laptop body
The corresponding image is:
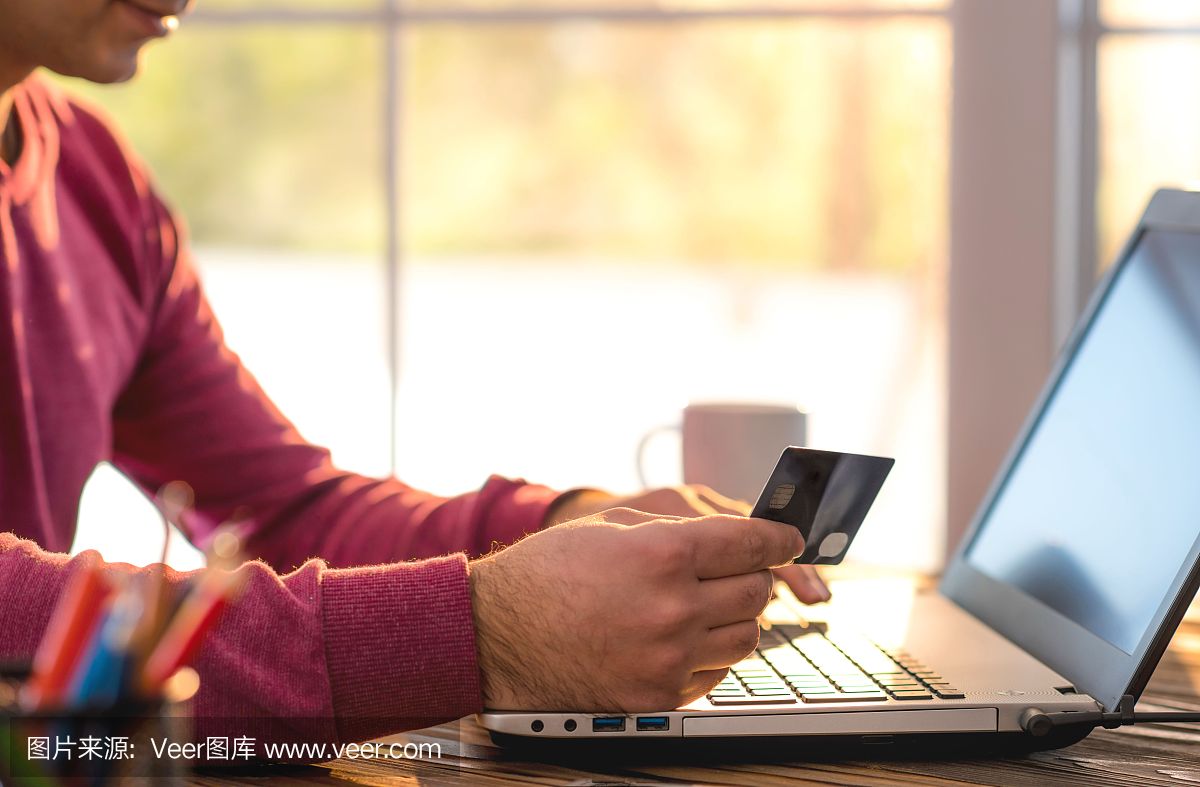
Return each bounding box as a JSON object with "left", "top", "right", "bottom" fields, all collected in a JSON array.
[{"left": 480, "top": 189, "right": 1200, "bottom": 749}]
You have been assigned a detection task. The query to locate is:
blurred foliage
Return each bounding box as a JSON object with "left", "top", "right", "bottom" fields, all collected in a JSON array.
[
  {"left": 405, "top": 21, "right": 947, "bottom": 270},
  {"left": 404, "top": 0, "right": 946, "bottom": 8},
  {"left": 58, "top": 28, "right": 386, "bottom": 253},
  {"left": 53, "top": 16, "right": 948, "bottom": 271}
]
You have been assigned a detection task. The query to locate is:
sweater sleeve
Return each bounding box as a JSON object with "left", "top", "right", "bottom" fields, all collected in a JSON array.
[
  {"left": 110, "top": 190, "right": 561, "bottom": 571},
  {"left": 0, "top": 532, "right": 483, "bottom": 746},
  {"left": 97, "top": 163, "right": 561, "bottom": 743}
]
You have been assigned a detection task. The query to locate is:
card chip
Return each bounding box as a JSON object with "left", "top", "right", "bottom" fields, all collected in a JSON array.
[{"left": 768, "top": 483, "right": 796, "bottom": 510}]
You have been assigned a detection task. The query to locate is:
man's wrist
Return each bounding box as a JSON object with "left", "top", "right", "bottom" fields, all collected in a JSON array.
[{"left": 470, "top": 557, "right": 525, "bottom": 709}]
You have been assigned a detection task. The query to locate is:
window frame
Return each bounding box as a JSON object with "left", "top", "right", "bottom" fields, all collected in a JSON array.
[{"left": 947, "top": 1, "right": 1200, "bottom": 561}]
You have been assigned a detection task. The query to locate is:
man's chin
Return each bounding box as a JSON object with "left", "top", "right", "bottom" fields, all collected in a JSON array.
[{"left": 51, "top": 50, "right": 143, "bottom": 85}]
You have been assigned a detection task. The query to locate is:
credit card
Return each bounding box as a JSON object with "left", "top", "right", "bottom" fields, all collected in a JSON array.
[{"left": 750, "top": 447, "right": 894, "bottom": 565}]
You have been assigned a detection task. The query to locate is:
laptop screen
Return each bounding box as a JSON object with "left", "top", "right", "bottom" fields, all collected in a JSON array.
[{"left": 966, "top": 229, "right": 1200, "bottom": 655}]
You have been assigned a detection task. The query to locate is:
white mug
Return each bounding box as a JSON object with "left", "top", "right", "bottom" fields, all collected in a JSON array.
[{"left": 637, "top": 402, "right": 809, "bottom": 504}]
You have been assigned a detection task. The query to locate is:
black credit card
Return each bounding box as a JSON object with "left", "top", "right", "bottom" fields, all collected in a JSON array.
[{"left": 750, "top": 446, "right": 894, "bottom": 565}]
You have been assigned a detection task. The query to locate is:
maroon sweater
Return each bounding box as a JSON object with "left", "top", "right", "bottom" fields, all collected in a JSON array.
[{"left": 0, "top": 76, "right": 562, "bottom": 744}]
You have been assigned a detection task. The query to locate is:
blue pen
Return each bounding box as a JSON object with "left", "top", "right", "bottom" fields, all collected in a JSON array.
[{"left": 65, "top": 585, "right": 144, "bottom": 708}]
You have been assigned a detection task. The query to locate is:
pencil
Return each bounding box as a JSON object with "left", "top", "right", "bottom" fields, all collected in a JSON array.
[
  {"left": 21, "top": 558, "right": 113, "bottom": 710},
  {"left": 138, "top": 568, "right": 242, "bottom": 694},
  {"left": 129, "top": 565, "right": 171, "bottom": 671}
]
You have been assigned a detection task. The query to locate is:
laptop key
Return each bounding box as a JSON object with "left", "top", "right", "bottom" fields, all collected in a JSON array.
[
  {"left": 826, "top": 673, "right": 869, "bottom": 682},
  {"left": 802, "top": 693, "right": 887, "bottom": 703},
  {"left": 888, "top": 691, "right": 933, "bottom": 700},
  {"left": 733, "top": 672, "right": 776, "bottom": 681},
  {"left": 729, "top": 667, "right": 768, "bottom": 681},
  {"left": 709, "top": 695, "right": 797, "bottom": 705},
  {"left": 933, "top": 687, "right": 966, "bottom": 699}
]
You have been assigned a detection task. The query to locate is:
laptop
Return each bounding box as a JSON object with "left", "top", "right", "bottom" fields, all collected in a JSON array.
[{"left": 479, "top": 188, "right": 1200, "bottom": 753}]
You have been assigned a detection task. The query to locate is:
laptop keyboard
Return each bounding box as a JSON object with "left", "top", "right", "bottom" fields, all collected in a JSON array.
[{"left": 706, "top": 625, "right": 965, "bottom": 706}]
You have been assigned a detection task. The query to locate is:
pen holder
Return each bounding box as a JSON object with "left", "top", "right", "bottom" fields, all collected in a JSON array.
[{"left": 1, "top": 663, "right": 191, "bottom": 784}]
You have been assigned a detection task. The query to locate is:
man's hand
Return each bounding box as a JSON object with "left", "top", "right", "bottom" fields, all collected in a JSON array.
[
  {"left": 544, "top": 485, "right": 745, "bottom": 524},
  {"left": 546, "top": 485, "right": 831, "bottom": 605},
  {"left": 470, "top": 509, "right": 803, "bottom": 712}
]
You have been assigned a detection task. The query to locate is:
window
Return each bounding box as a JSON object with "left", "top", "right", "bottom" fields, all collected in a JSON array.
[
  {"left": 1098, "top": 1, "right": 1200, "bottom": 271},
  {"left": 69, "top": 1, "right": 951, "bottom": 571}
]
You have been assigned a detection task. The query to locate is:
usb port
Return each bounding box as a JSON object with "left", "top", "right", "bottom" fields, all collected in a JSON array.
[
  {"left": 636, "top": 716, "right": 669, "bottom": 732},
  {"left": 591, "top": 717, "right": 626, "bottom": 732}
]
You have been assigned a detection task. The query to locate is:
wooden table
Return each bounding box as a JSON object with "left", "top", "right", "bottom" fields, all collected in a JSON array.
[{"left": 194, "top": 576, "right": 1200, "bottom": 786}]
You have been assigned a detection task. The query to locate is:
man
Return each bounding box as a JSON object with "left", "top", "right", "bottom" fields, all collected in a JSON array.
[{"left": 0, "top": 0, "right": 828, "bottom": 746}]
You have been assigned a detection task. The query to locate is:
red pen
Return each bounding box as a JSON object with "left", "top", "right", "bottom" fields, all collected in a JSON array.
[{"left": 21, "top": 558, "right": 114, "bottom": 709}]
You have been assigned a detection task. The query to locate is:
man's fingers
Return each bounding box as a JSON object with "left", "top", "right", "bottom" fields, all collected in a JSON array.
[
  {"left": 611, "top": 487, "right": 718, "bottom": 518},
  {"left": 772, "top": 563, "right": 832, "bottom": 604},
  {"left": 681, "top": 667, "right": 731, "bottom": 705},
  {"left": 689, "top": 485, "right": 751, "bottom": 516},
  {"left": 686, "top": 516, "right": 804, "bottom": 579},
  {"left": 595, "top": 507, "right": 683, "bottom": 526},
  {"left": 694, "top": 620, "right": 762, "bottom": 671},
  {"left": 671, "top": 486, "right": 720, "bottom": 517},
  {"left": 696, "top": 571, "right": 774, "bottom": 627}
]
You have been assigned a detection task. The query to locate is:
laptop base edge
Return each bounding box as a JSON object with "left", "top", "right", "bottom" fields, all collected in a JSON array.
[{"left": 486, "top": 726, "right": 1093, "bottom": 763}]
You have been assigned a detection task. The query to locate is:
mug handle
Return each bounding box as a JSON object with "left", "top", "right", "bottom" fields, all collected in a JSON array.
[{"left": 636, "top": 424, "right": 681, "bottom": 489}]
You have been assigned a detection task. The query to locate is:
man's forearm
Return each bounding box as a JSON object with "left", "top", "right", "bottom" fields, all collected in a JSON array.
[{"left": 0, "top": 532, "right": 483, "bottom": 749}]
